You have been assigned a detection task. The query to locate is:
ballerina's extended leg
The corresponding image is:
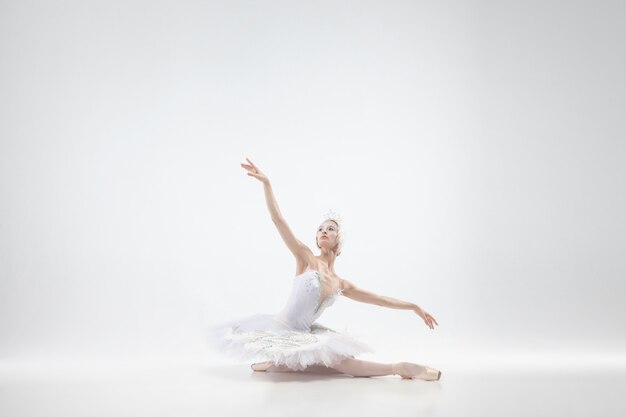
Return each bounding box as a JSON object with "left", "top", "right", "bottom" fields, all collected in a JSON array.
[
  {"left": 331, "top": 358, "right": 394, "bottom": 377},
  {"left": 333, "top": 358, "right": 441, "bottom": 380},
  {"left": 252, "top": 359, "right": 440, "bottom": 380}
]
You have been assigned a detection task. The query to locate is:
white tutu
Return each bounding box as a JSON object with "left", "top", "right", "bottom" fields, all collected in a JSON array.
[{"left": 206, "top": 270, "right": 375, "bottom": 371}]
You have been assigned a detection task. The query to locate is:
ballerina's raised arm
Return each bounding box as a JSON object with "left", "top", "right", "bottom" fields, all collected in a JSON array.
[{"left": 240, "top": 157, "right": 313, "bottom": 266}]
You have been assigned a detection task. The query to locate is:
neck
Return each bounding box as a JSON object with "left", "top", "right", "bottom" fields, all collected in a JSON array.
[{"left": 316, "top": 251, "right": 336, "bottom": 271}]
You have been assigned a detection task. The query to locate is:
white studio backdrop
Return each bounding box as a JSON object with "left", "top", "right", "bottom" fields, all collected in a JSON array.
[{"left": 1, "top": 0, "right": 624, "bottom": 370}]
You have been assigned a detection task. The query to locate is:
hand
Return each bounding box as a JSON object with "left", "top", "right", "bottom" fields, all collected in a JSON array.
[
  {"left": 413, "top": 306, "right": 438, "bottom": 330},
  {"left": 240, "top": 157, "right": 269, "bottom": 185}
]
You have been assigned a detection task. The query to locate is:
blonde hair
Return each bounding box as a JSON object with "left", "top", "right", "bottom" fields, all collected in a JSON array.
[{"left": 315, "top": 209, "right": 344, "bottom": 256}]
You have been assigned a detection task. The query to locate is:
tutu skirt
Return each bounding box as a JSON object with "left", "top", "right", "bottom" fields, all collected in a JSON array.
[{"left": 206, "top": 312, "right": 375, "bottom": 371}]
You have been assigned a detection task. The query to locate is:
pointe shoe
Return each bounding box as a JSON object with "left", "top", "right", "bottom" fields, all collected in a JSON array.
[
  {"left": 251, "top": 361, "right": 273, "bottom": 372},
  {"left": 392, "top": 362, "right": 441, "bottom": 381}
]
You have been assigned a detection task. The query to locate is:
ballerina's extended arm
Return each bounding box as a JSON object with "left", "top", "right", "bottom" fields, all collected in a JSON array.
[
  {"left": 240, "top": 157, "right": 312, "bottom": 263},
  {"left": 341, "top": 279, "right": 439, "bottom": 330}
]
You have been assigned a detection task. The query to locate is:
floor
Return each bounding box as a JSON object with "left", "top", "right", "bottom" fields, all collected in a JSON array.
[{"left": 1, "top": 355, "right": 625, "bottom": 417}]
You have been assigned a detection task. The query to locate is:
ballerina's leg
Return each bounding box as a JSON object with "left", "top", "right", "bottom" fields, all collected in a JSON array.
[
  {"left": 264, "top": 358, "right": 394, "bottom": 377},
  {"left": 330, "top": 358, "right": 394, "bottom": 377},
  {"left": 266, "top": 363, "right": 342, "bottom": 373},
  {"left": 256, "top": 359, "right": 438, "bottom": 379}
]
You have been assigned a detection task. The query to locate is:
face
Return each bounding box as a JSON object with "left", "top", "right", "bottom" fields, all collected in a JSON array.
[{"left": 316, "top": 220, "right": 339, "bottom": 251}]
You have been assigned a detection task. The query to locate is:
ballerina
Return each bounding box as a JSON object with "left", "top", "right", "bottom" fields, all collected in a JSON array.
[{"left": 206, "top": 157, "right": 441, "bottom": 381}]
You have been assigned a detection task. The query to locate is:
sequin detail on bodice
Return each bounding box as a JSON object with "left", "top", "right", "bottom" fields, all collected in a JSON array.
[{"left": 274, "top": 269, "right": 343, "bottom": 331}]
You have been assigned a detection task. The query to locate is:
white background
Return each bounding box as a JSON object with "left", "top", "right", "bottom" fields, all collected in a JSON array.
[{"left": 1, "top": 0, "right": 625, "bottom": 370}]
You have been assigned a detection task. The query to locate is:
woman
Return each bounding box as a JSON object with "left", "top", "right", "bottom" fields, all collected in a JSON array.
[{"left": 206, "top": 157, "right": 441, "bottom": 381}]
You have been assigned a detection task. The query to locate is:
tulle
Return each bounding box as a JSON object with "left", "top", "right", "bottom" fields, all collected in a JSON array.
[{"left": 206, "top": 313, "right": 375, "bottom": 371}]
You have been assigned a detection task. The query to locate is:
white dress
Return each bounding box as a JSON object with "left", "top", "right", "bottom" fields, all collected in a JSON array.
[{"left": 206, "top": 269, "right": 375, "bottom": 371}]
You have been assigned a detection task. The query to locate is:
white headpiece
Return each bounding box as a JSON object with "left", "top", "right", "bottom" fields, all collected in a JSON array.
[{"left": 323, "top": 209, "right": 343, "bottom": 229}]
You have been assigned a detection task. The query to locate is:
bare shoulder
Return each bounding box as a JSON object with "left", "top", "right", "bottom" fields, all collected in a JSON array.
[
  {"left": 336, "top": 275, "right": 382, "bottom": 304},
  {"left": 337, "top": 275, "right": 356, "bottom": 292}
]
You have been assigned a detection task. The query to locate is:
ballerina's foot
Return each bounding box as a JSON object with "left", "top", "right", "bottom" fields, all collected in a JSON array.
[
  {"left": 251, "top": 362, "right": 295, "bottom": 372},
  {"left": 251, "top": 361, "right": 273, "bottom": 372},
  {"left": 392, "top": 362, "right": 441, "bottom": 381}
]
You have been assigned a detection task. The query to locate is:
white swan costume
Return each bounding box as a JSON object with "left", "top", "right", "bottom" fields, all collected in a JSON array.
[{"left": 206, "top": 269, "right": 375, "bottom": 371}]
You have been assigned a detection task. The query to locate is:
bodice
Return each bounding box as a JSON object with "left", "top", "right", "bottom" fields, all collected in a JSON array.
[{"left": 275, "top": 269, "right": 343, "bottom": 331}]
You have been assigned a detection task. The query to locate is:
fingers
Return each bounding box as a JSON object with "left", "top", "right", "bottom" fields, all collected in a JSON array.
[
  {"left": 415, "top": 307, "right": 438, "bottom": 329},
  {"left": 246, "top": 157, "right": 257, "bottom": 170},
  {"left": 241, "top": 158, "right": 261, "bottom": 174},
  {"left": 424, "top": 314, "right": 438, "bottom": 329},
  {"left": 241, "top": 163, "right": 258, "bottom": 175}
]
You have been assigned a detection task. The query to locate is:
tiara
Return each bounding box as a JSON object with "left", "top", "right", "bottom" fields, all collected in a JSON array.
[{"left": 322, "top": 209, "right": 343, "bottom": 229}]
